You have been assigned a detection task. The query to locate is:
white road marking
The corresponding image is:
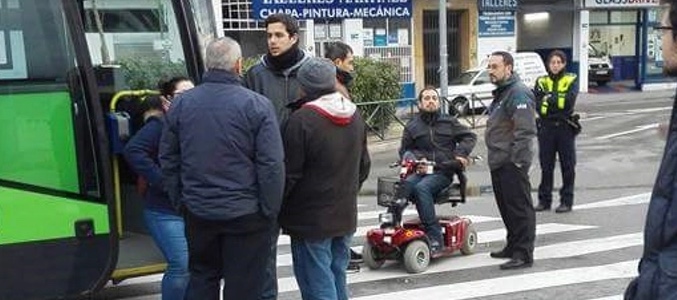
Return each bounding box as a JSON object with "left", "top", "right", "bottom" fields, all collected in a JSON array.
[
  {"left": 595, "top": 123, "right": 659, "bottom": 140},
  {"left": 278, "top": 224, "right": 631, "bottom": 293},
  {"left": 587, "top": 296, "right": 624, "bottom": 300},
  {"left": 350, "top": 260, "right": 638, "bottom": 300},
  {"left": 576, "top": 193, "right": 651, "bottom": 210},
  {"left": 625, "top": 106, "right": 672, "bottom": 113},
  {"left": 277, "top": 222, "right": 598, "bottom": 267},
  {"left": 277, "top": 215, "right": 501, "bottom": 246}
]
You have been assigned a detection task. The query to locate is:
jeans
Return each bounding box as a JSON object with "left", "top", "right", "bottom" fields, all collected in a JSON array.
[
  {"left": 143, "top": 209, "right": 189, "bottom": 300},
  {"left": 291, "top": 234, "right": 352, "bottom": 300},
  {"left": 401, "top": 173, "right": 451, "bottom": 245}
]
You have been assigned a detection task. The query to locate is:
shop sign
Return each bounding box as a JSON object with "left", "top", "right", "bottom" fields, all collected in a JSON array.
[
  {"left": 584, "top": 0, "right": 659, "bottom": 8},
  {"left": 477, "top": 0, "right": 517, "bottom": 11},
  {"left": 251, "top": 0, "right": 412, "bottom": 20},
  {"left": 478, "top": 11, "right": 515, "bottom": 37}
]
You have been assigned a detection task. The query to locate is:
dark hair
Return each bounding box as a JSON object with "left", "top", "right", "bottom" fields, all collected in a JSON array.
[
  {"left": 139, "top": 95, "right": 164, "bottom": 114},
  {"left": 264, "top": 13, "right": 299, "bottom": 36},
  {"left": 417, "top": 85, "right": 439, "bottom": 102},
  {"left": 491, "top": 51, "right": 514, "bottom": 68},
  {"left": 158, "top": 76, "right": 191, "bottom": 98},
  {"left": 547, "top": 49, "right": 568, "bottom": 65},
  {"left": 324, "top": 42, "right": 353, "bottom": 61},
  {"left": 661, "top": 0, "right": 677, "bottom": 39}
]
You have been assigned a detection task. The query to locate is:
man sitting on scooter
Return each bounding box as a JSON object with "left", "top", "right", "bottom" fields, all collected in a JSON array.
[{"left": 399, "top": 86, "right": 477, "bottom": 253}]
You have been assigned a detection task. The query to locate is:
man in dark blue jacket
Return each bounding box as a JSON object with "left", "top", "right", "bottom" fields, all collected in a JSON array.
[
  {"left": 625, "top": 2, "right": 677, "bottom": 298},
  {"left": 159, "top": 36, "right": 284, "bottom": 300}
]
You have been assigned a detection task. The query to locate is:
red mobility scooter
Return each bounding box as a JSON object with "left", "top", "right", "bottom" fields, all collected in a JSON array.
[{"left": 363, "top": 158, "right": 478, "bottom": 273}]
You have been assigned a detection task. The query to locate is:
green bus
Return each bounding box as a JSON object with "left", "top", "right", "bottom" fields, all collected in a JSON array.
[{"left": 0, "top": 0, "right": 214, "bottom": 298}]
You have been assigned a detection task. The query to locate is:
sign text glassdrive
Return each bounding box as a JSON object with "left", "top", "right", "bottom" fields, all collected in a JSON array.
[{"left": 252, "top": 0, "right": 412, "bottom": 19}]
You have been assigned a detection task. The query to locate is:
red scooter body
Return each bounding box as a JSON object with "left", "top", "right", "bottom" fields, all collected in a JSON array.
[{"left": 363, "top": 158, "right": 478, "bottom": 273}]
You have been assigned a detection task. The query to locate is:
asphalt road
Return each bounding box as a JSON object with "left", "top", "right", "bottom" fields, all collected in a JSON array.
[{"left": 96, "top": 89, "right": 675, "bottom": 300}]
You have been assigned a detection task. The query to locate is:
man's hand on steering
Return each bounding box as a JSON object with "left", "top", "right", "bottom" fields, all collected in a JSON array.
[
  {"left": 455, "top": 156, "right": 469, "bottom": 169},
  {"left": 416, "top": 157, "right": 429, "bottom": 174}
]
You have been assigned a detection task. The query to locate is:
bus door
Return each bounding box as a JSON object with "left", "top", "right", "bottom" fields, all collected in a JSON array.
[
  {"left": 78, "top": 0, "right": 212, "bottom": 284},
  {"left": 0, "top": 0, "right": 116, "bottom": 298}
]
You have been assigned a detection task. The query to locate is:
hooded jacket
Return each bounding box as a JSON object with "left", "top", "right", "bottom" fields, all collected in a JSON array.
[
  {"left": 485, "top": 74, "right": 537, "bottom": 171},
  {"left": 280, "top": 92, "right": 371, "bottom": 239},
  {"left": 244, "top": 51, "right": 310, "bottom": 126},
  {"left": 625, "top": 92, "right": 677, "bottom": 299}
]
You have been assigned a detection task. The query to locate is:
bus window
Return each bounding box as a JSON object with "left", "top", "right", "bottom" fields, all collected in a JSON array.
[
  {"left": 81, "top": 0, "right": 190, "bottom": 91},
  {"left": 0, "top": 0, "right": 101, "bottom": 198}
]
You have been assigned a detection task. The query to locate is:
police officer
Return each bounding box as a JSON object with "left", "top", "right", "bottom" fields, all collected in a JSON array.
[{"left": 533, "top": 50, "right": 579, "bottom": 213}]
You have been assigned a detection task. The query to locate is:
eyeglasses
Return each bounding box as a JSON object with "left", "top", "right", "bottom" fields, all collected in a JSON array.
[{"left": 654, "top": 25, "right": 673, "bottom": 32}]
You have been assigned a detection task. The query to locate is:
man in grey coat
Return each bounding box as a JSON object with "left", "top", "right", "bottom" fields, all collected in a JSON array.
[{"left": 484, "top": 51, "right": 537, "bottom": 270}]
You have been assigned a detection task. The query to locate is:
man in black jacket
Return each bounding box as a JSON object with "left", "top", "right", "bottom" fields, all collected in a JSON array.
[
  {"left": 159, "top": 37, "right": 284, "bottom": 300},
  {"left": 243, "top": 14, "right": 309, "bottom": 299},
  {"left": 399, "top": 86, "right": 477, "bottom": 254},
  {"left": 280, "top": 57, "right": 370, "bottom": 300}
]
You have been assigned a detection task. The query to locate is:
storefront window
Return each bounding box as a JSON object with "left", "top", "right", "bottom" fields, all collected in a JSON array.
[
  {"left": 590, "top": 11, "right": 608, "bottom": 24},
  {"left": 610, "top": 11, "right": 637, "bottom": 23},
  {"left": 363, "top": 18, "right": 413, "bottom": 82},
  {"left": 646, "top": 7, "right": 664, "bottom": 80}
]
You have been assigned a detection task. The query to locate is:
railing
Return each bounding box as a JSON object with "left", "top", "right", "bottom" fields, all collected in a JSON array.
[
  {"left": 356, "top": 95, "right": 489, "bottom": 141},
  {"left": 355, "top": 98, "right": 417, "bottom": 140}
]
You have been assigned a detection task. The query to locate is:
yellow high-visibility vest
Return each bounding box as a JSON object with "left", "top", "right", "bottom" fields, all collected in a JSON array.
[{"left": 537, "top": 73, "right": 577, "bottom": 116}]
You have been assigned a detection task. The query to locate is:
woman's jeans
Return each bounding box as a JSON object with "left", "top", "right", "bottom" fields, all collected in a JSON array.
[
  {"left": 291, "top": 234, "right": 352, "bottom": 300},
  {"left": 143, "top": 209, "right": 190, "bottom": 300}
]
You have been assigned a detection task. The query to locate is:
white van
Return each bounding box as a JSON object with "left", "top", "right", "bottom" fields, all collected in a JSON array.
[{"left": 444, "top": 52, "right": 547, "bottom": 115}]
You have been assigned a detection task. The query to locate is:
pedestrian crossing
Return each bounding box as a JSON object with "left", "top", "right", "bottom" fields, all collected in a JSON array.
[{"left": 109, "top": 192, "right": 650, "bottom": 300}]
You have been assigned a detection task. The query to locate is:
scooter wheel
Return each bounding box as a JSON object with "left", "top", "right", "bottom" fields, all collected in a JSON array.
[
  {"left": 461, "top": 223, "right": 477, "bottom": 255},
  {"left": 403, "top": 240, "right": 430, "bottom": 273},
  {"left": 363, "top": 242, "right": 385, "bottom": 270}
]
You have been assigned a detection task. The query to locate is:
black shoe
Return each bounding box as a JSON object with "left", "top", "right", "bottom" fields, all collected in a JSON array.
[
  {"left": 499, "top": 258, "right": 533, "bottom": 270},
  {"left": 555, "top": 205, "right": 572, "bottom": 213},
  {"left": 490, "top": 249, "right": 512, "bottom": 259},
  {"left": 350, "top": 249, "right": 363, "bottom": 263},
  {"left": 534, "top": 204, "right": 551, "bottom": 212},
  {"left": 346, "top": 262, "right": 360, "bottom": 273}
]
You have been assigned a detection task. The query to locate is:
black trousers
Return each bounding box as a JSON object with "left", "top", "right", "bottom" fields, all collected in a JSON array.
[
  {"left": 490, "top": 163, "right": 535, "bottom": 262},
  {"left": 184, "top": 211, "right": 274, "bottom": 300},
  {"left": 537, "top": 122, "right": 576, "bottom": 207}
]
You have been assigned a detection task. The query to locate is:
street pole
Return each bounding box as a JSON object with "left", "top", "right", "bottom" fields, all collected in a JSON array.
[{"left": 439, "top": 0, "right": 449, "bottom": 114}]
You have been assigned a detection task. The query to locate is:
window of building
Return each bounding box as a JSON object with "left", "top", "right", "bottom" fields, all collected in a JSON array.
[{"left": 363, "top": 18, "right": 412, "bottom": 82}]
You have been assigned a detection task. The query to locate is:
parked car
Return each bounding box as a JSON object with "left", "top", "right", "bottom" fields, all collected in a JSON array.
[
  {"left": 442, "top": 52, "right": 547, "bottom": 116},
  {"left": 588, "top": 44, "right": 613, "bottom": 86}
]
